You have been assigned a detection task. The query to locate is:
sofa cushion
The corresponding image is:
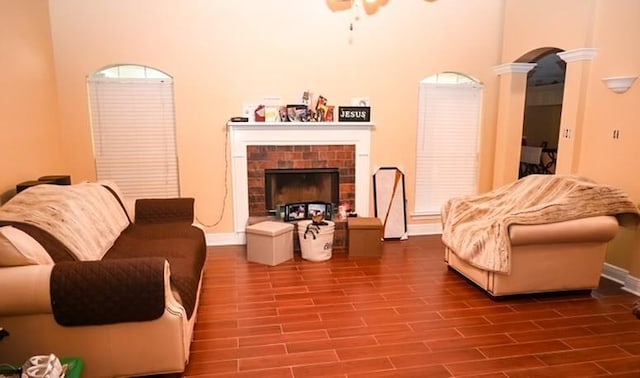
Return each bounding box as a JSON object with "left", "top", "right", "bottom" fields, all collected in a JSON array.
[
  {"left": 0, "top": 226, "right": 53, "bottom": 266},
  {"left": 106, "top": 222, "right": 206, "bottom": 320},
  {"left": 0, "top": 183, "right": 129, "bottom": 261}
]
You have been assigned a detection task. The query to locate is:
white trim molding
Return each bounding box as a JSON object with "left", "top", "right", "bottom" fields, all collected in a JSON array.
[
  {"left": 623, "top": 275, "right": 640, "bottom": 297},
  {"left": 227, "top": 121, "right": 374, "bottom": 241},
  {"left": 602, "top": 262, "right": 628, "bottom": 284},
  {"left": 601, "top": 263, "right": 640, "bottom": 297},
  {"left": 206, "top": 232, "right": 244, "bottom": 246},
  {"left": 557, "top": 47, "right": 597, "bottom": 63},
  {"left": 493, "top": 63, "right": 536, "bottom": 75},
  {"left": 407, "top": 222, "right": 442, "bottom": 236}
]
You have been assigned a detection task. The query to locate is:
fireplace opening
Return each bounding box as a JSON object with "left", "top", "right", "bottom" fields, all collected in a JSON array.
[{"left": 265, "top": 168, "right": 339, "bottom": 213}]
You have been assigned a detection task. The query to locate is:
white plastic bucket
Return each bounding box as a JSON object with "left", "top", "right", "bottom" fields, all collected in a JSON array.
[{"left": 297, "top": 220, "right": 335, "bottom": 262}]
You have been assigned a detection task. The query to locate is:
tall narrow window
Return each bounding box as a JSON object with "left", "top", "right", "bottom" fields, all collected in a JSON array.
[
  {"left": 414, "top": 72, "right": 483, "bottom": 216},
  {"left": 88, "top": 65, "right": 179, "bottom": 199}
]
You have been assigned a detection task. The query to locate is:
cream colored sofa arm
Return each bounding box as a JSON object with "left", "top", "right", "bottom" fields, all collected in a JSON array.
[
  {"left": 0, "top": 265, "right": 53, "bottom": 316},
  {"left": 509, "top": 215, "right": 619, "bottom": 246},
  {"left": 0, "top": 262, "right": 185, "bottom": 321}
]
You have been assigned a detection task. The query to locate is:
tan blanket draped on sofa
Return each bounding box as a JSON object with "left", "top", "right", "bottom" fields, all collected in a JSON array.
[
  {"left": 441, "top": 174, "right": 640, "bottom": 274},
  {"left": 0, "top": 183, "right": 129, "bottom": 261}
]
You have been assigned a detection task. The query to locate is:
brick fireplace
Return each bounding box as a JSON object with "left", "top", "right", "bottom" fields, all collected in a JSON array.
[
  {"left": 247, "top": 145, "right": 355, "bottom": 216},
  {"left": 228, "top": 122, "right": 373, "bottom": 240}
]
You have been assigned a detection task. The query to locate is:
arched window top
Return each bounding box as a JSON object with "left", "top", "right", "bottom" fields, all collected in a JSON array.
[
  {"left": 92, "top": 64, "right": 170, "bottom": 79},
  {"left": 421, "top": 72, "right": 480, "bottom": 85}
]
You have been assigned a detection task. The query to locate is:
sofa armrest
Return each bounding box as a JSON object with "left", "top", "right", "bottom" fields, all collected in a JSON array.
[
  {"left": 134, "top": 198, "right": 195, "bottom": 224},
  {"left": 50, "top": 258, "right": 168, "bottom": 326},
  {"left": 0, "top": 265, "right": 54, "bottom": 316},
  {"left": 509, "top": 215, "right": 619, "bottom": 246}
]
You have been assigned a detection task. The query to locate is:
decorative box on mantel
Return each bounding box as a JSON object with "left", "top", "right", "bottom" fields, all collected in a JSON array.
[{"left": 227, "top": 121, "right": 375, "bottom": 243}]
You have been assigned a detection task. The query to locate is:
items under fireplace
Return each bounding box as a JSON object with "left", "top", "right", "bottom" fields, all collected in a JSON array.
[{"left": 264, "top": 168, "right": 339, "bottom": 216}]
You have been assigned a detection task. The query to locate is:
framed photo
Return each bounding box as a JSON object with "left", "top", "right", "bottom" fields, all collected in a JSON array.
[
  {"left": 307, "top": 202, "right": 332, "bottom": 220},
  {"left": 282, "top": 202, "right": 333, "bottom": 222},
  {"left": 284, "top": 203, "right": 307, "bottom": 221}
]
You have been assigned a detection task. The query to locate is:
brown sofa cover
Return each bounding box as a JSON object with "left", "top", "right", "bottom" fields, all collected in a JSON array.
[{"left": 0, "top": 183, "right": 206, "bottom": 377}]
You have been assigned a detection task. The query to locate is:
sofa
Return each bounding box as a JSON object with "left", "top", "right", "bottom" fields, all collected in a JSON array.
[
  {"left": 0, "top": 182, "right": 206, "bottom": 377},
  {"left": 442, "top": 174, "right": 640, "bottom": 296}
]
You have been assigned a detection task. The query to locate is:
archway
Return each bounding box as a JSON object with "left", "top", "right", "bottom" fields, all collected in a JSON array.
[{"left": 516, "top": 48, "right": 565, "bottom": 178}]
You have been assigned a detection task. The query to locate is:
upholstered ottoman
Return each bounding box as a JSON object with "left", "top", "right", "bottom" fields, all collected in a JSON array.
[
  {"left": 246, "top": 221, "right": 294, "bottom": 266},
  {"left": 347, "top": 217, "right": 383, "bottom": 257}
]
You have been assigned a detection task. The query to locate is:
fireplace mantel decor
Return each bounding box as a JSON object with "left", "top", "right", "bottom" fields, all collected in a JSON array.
[{"left": 228, "top": 121, "right": 374, "bottom": 241}]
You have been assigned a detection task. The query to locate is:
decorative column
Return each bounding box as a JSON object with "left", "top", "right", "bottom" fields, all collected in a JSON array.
[
  {"left": 492, "top": 62, "right": 536, "bottom": 189},
  {"left": 556, "top": 48, "right": 597, "bottom": 174}
]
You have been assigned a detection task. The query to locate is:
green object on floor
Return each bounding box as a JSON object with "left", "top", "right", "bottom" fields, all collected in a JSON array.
[{"left": 60, "top": 357, "right": 84, "bottom": 378}]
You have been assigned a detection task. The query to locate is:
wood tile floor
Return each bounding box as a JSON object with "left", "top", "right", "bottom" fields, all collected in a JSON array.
[{"left": 183, "top": 235, "right": 640, "bottom": 377}]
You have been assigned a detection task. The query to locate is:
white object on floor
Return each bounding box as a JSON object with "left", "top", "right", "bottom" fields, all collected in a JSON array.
[
  {"left": 297, "top": 220, "right": 335, "bottom": 262},
  {"left": 520, "top": 146, "right": 543, "bottom": 164},
  {"left": 373, "top": 167, "right": 408, "bottom": 240}
]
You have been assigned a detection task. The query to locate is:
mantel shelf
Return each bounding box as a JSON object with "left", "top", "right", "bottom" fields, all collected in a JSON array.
[{"left": 227, "top": 121, "right": 374, "bottom": 129}]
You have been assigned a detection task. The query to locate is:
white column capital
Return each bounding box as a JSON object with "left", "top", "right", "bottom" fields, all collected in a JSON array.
[
  {"left": 557, "top": 48, "right": 597, "bottom": 63},
  {"left": 493, "top": 63, "right": 537, "bottom": 76}
]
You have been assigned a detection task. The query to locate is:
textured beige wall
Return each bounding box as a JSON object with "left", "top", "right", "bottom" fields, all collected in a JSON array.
[
  {"left": 0, "top": 0, "right": 63, "bottom": 202},
  {"left": 501, "top": 0, "right": 598, "bottom": 60},
  {"left": 580, "top": 0, "right": 640, "bottom": 277},
  {"left": 46, "top": 0, "right": 504, "bottom": 232}
]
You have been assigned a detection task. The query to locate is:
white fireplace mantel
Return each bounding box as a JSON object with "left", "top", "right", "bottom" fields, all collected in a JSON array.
[{"left": 228, "top": 121, "right": 374, "bottom": 239}]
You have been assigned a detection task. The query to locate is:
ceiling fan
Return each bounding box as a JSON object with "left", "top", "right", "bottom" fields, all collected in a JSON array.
[{"left": 327, "top": 0, "right": 388, "bottom": 15}]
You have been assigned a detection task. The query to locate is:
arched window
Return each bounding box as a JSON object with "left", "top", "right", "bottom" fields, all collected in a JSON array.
[
  {"left": 87, "top": 65, "right": 179, "bottom": 199},
  {"left": 414, "top": 72, "right": 483, "bottom": 215}
]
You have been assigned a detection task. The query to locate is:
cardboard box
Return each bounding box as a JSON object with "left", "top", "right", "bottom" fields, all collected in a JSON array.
[
  {"left": 347, "top": 217, "right": 382, "bottom": 257},
  {"left": 246, "top": 221, "right": 294, "bottom": 266}
]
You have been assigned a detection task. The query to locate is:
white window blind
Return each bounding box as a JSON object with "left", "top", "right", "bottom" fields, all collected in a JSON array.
[
  {"left": 88, "top": 77, "right": 179, "bottom": 199},
  {"left": 414, "top": 80, "right": 482, "bottom": 215}
]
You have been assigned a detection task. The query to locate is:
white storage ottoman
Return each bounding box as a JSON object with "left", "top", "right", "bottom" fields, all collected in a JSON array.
[{"left": 246, "top": 221, "right": 294, "bottom": 266}]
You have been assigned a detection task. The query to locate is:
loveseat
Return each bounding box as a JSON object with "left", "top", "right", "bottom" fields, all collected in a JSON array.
[
  {"left": 442, "top": 174, "right": 640, "bottom": 296},
  {"left": 0, "top": 182, "right": 206, "bottom": 377}
]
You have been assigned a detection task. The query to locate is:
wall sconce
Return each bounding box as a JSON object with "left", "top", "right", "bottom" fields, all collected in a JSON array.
[{"left": 601, "top": 75, "right": 638, "bottom": 94}]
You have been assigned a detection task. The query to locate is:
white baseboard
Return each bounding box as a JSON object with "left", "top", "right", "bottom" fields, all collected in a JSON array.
[
  {"left": 206, "top": 222, "right": 443, "bottom": 246},
  {"left": 601, "top": 263, "right": 640, "bottom": 297},
  {"left": 406, "top": 223, "right": 442, "bottom": 236},
  {"left": 622, "top": 274, "right": 640, "bottom": 297},
  {"left": 602, "top": 262, "right": 628, "bottom": 284},
  {"left": 206, "top": 232, "right": 245, "bottom": 246}
]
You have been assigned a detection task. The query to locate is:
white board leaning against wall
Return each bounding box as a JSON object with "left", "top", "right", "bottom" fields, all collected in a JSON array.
[{"left": 373, "top": 167, "right": 408, "bottom": 240}]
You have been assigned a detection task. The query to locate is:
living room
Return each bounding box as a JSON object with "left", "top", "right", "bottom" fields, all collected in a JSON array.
[{"left": 1, "top": 0, "right": 639, "bottom": 376}]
